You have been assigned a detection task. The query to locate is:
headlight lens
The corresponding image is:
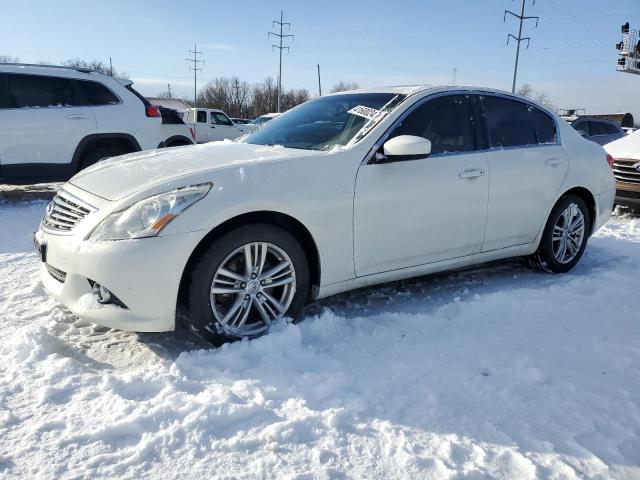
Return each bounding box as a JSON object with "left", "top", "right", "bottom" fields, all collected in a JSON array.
[{"left": 89, "top": 183, "right": 211, "bottom": 241}]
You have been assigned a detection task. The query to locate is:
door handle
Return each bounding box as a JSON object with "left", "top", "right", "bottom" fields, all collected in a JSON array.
[
  {"left": 210, "top": 125, "right": 216, "bottom": 129},
  {"left": 459, "top": 169, "right": 485, "bottom": 179},
  {"left": 66, "top": 114, "right": 87, "bottom": 120},
  {"left": 545, "top": 158, "right": 564, "bottom": 167}
]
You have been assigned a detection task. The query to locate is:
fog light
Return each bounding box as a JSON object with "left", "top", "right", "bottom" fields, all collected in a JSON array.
[{"left": 92, "top": 283, "right": 112, "bottom": 304}]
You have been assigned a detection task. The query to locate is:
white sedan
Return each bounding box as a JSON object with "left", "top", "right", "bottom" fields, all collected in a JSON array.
[{"left": 36, "top": 86, "right": 616, "bottom": 344}]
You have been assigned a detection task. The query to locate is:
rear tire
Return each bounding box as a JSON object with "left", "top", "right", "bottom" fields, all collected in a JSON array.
[
  {"left": 184, "top": 224, "right": 310, "bottom": 345},
  {"left": 529, "top": 194, "right": 591, "bottom": 273},
  {"left": 78, "top": 146, "right": 125, "bottom": 171}
]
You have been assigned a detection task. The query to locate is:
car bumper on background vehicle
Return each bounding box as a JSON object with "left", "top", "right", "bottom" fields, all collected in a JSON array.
[
  {"left": 35, "top": 228, "right": 204, "bottom": 332},
  {"left": 615, "top": 182, "right": 640, "bottom": 206}
]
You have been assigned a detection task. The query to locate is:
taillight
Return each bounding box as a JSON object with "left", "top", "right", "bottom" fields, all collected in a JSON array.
[
  {"left": 606, "top": 153, "right": 615, "bottom": 168},
  {"left": 189, "top": 127, "right": 195, "bottom": 141},
  {"left": 146, "top": 105, "right": 161, "bottom": 117}
]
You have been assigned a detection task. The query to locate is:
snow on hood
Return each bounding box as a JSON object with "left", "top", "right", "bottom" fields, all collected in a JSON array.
[
  {"left": 604, "top": 129, "right": 640, "bottom": 160},
  {"left": 69, "top": 141, "right": 315, "bottom": 201}
]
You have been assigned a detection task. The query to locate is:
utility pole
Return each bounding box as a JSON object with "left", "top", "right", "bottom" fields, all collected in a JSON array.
[
  {"left": 452, "top": 67, "right": 458, "bottom": 86},
  {"left": 186, "top": 43, "right": 204, "bottom": 135},
  {"left": 504, "top": 0, "right": 539, "bottom": 93},
  {"left": 269, "top": 11, "right": 293, "bottom": 113},
  {"left": 109, "top": 56, "right": 113, "bottom": 76},
  {"left": 167, "top": 83, "right": 172, "bottom": 99},
  {"left": 317, "top": 63, "right": 322, "bottom": 96}
]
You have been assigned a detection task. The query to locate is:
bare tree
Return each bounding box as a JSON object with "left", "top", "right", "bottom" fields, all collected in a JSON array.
[
  {"left": 61, "top": 58, "right": 129, "bottom": 78},
  {"left": 330, "top": 81, "right": 360, "bottom": 93},
  {"left": 516, "top": 83, "right": 555, "bottom": 109},
  {"left": 197, "top": 76, "right": 309, "bottom": 118},
  {"left": 0, "top": 54, "right": 19, "bottom": 63}
]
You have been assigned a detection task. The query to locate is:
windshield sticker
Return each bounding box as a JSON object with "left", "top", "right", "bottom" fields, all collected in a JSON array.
[{"left": 347, "top": 105, "right": 379, "bottom": 120}]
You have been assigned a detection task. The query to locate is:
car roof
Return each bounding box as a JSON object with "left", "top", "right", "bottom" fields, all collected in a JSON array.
[{"left": 0, "top": 63, "right": 132, "bottom": 85}]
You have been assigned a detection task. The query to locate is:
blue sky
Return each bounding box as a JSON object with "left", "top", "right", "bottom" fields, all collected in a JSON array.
[{"left": 2, "top": 0, "right": 639, "bottom": 117}]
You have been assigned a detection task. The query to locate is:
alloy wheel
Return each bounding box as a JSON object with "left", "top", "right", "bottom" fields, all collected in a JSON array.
[
  {"left": 552, "top": 203, "right": 585, "bottom": 264},
  {"left": 209, "top": 242, "right": 296, "bottom": 337}
]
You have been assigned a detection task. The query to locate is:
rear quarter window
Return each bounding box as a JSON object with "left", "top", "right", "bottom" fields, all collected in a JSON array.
[
  {"left": 530, "top": 107, "right": 557, "bottom": 144},
  {"left": 79, "top": 80, "right": 120, "bottom": 106}
]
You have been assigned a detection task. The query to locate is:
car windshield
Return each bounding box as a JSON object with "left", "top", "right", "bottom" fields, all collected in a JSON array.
[
  {"left": 251, "top": 116, "right": 271, "bottom": 125},
  {"left": 245, "top": 93, "right": 405, "bottom": 151}
]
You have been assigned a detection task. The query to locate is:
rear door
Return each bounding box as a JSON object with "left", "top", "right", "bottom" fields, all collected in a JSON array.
[
  {"left": 479, "top": 95, "right": 568, "bottom": 251},
  {"left": 0, "top": 73, "right": 96, "bottom": 174}
]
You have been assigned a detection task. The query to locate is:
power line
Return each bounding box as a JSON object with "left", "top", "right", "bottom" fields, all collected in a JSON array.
[
  {"left": 269, "top": 11, "right": 294, "bottom": 113},
  {"left": 186, "top": 43, "right": 204, "bottom": 135},
  {"left": 504, "top": 0, "right": 539, "bottom": 93}
]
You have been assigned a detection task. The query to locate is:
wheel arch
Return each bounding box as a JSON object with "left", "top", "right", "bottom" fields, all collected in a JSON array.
[
  {"left": 164, "top": 135, "right": 194, "bottom": 148},
  {"left": 557, "top": 186, "right": 597, "bottom": 235},
  {"left": 177, "top": 210, "right": 322, "bottom": 313},
  {"left": 72, "top": 133, "right": 142, "bottom": 172}
]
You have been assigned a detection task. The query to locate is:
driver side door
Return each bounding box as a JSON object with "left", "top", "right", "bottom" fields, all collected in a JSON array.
[
  {"left": 209, "top": 111, "right": 241, "bottom": 141},
  {"left": 353, "top": 94, "right": 490, "bottom": 276}
]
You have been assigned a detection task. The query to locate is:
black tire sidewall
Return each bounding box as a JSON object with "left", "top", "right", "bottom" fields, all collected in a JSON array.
[
  {"left": 79, "top": 147, "right": 124, "bottom": 171},
  {"left": 537, "top": 195, "right": 591, "bottom": 273},
  {"left": 186, "top": 224, "right": 310, "bottom": 345}
]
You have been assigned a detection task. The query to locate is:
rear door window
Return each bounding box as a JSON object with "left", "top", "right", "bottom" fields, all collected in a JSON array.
[
  {"left": 530, "top": 107, "right": 557, "bottom": 144},
  {"left": 197, "top": 111, "right": 207, "bottom": 123},
  {"left": 6, "top": 73, "right": 81, "bottom": 108},
  {"left": 573, "top": 120, "right": 589, "bottom": 136},
  {"left": 388, "top": 94, "right": 476, "bottom": 155},
  {"left": 78, "top": 80, "right": 119, "bottom": 105},
  {"left": 481, "top": 95, "right": 536, "bottom": 148},
  {"left": 604, "top": 123, "right": 620, "bottom": 135}
]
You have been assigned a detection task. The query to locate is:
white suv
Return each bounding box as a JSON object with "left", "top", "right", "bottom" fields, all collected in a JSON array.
[{"left": 0, "top": 63, "right": 163, "bottom": 181}]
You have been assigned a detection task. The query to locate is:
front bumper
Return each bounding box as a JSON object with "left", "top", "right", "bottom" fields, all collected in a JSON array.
[
  {"left": 37, "top": 228, "right": 205, "bottom": 332},
  {"left": 615, "top": 181, "right": 640, "bottom": 206}
]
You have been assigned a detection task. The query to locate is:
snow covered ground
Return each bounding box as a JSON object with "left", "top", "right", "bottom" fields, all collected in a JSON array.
[{"left": 1, "top": 199, "right": 639, "bottom": 479}]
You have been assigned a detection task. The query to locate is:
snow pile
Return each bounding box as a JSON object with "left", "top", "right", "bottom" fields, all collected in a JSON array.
[{"left": 1, "top": 200, "right": 639, "bottom": 479}]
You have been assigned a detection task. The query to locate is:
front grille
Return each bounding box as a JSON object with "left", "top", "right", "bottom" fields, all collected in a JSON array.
[
  {"left": 612, "top": 158, "right": 640, "bottom": 184},
  {"left": 46, "top": 264, "right": 67, "bottom": 283},
  {"left": 42, "top": 189, "right": 95, "bottom": 234}
]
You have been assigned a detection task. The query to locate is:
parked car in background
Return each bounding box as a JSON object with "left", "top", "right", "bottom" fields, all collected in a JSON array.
[
  {"left": 571, "top": 117, "right": 625, "bottom": 146},
  {"left": 36, "top": 86, "right": 615, "bottom": 346},
  {"left": 0, "top": 63, "right": 163, "bottom": 182},
  {"left": 249, "top": 112, "right": 281, "bottom": 130},
  {"left": 158, "top": 107, "right": 194, "bottom": 147},
  {"left": 604, "top": 129, "right": 640, "bottom": 207},
  {"left": 183, "top": 108, "right": 244, "bottom": 143},
  {"left": 232, "top": 118, "right": 253, "bottom": 124}
]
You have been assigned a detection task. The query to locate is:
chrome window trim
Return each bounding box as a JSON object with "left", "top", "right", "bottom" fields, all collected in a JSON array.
[{"left": 364, "top": 89, "right": 563, "bottom": 165}]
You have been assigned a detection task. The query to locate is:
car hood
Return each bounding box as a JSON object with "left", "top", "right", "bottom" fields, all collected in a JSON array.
[
  {"left": 69, "top": 141, "right": 316, "bottom": 201},
  {"left": 605, "top": 129, "right": 640, "bottom": 160}
]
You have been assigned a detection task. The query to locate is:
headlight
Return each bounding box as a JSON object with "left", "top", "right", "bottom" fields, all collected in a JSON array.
[{"left": 89, "top": 183, "right": 211, "bottom": 241}]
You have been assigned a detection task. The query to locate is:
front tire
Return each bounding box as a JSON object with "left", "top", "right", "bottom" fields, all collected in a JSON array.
[
  {"left": 184, "top": 224, "right": 310, "bottom": 345},
  {"left": 529, "top": 194, "right": 591, "bottom": 273}
]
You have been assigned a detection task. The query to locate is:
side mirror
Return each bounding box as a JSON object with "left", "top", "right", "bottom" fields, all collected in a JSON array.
[{"left": 379, "top": 135, "right": 431, "bottom": 162}]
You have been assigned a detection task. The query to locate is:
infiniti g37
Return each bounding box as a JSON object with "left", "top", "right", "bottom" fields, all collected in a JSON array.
[{"left": 35, "top": 86, "right": 616, "bottom": 344}]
